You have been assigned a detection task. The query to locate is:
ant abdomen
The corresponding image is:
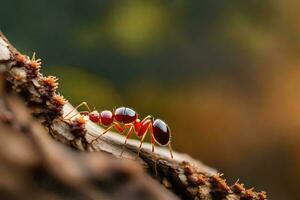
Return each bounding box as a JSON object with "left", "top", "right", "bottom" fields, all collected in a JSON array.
[{"left": 152, "top": 119, "right": 171, "bottom": 146}]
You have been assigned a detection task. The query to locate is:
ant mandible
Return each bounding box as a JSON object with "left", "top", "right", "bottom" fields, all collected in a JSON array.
[{"left": 64, "top": 102, "right": 174, "bottom": 159}]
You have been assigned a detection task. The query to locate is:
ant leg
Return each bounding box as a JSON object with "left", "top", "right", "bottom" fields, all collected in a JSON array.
[
  {"left": 64, "top": 102, "right": 92, "bottom": 119},
  {"left": 90, "top": 125, "right": 114, "bottom": 144},
  {"left": 140, "top": 115, "right": 153, "bottom": 122},
  {"left": 152, "top": 144, "right": 158, "bottom": 176},
  {"left": 135, "top": 119, "right": 152, "bottom": 158},
  {"left": 168, "top": 143, "right": 176, "bottom": 169},
  {"left": 119, "top": 125, "right": 134, "bottom": 157},
  {"left": 91, "top": 122, "right": 124, "bottom": 144},
  {"left": 123, "top": 123, "right": 133, "bottom": 134},
  {"left": 168, "top": 144, "right": 174, "bottom": 159},
  {"left": 150, "top": 125, "right": 158, "bottom": 175},
  {"left": 65, "top": 111, "right": 90, "bottom": 121},
  {"left": 136, "top": 132, "right": 148, "bottom": 159},
  {"left": 150, "top": 126, "right": 155, "bottom": 153}
]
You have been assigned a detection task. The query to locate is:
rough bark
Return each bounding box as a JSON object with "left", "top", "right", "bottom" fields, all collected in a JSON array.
[{"left": 0, "top": 32, "right": 267, "bottom": 200}]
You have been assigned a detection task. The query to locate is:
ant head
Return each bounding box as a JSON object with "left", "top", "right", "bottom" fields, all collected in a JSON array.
[{"left": 89, "top": 110, "right": 100, "bottom": 123}]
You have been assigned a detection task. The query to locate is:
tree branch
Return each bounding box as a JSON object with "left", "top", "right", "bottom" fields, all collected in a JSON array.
[{"left": 0, "top": 32, "right": 267, "bottom": 200}]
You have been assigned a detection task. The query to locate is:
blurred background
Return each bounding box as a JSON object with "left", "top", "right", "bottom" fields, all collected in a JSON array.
[{"left": 1, "top": 0, "right": 299, "bottom": 199}]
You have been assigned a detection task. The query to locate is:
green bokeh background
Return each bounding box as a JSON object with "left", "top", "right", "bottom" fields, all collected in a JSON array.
[{"left": 2, "top": 1, "right": 300, "bottom": 199}]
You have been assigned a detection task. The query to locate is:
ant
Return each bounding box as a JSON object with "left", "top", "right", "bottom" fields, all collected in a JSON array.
[{"left": 64, "top": 102, "right": 174, "bottom": 160}]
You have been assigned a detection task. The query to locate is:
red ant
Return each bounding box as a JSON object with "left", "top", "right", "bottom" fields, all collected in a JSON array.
[{"left": 64, "top": 102, "right": 174, "bottom": 160}]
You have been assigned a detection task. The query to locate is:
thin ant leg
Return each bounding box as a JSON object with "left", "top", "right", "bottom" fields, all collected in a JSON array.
[
  {"left": 123, "top": 123, "right": 133, "bottom": 132},
  {"left": 150, "top": 127, "right": 158, "bottom": 175},
  {"left": 63, "top": 111, "right": 90, "bottom": 127},
  {"left": 119, "top": 125, "right": 134, "bottom": 157},
  {"left": 135, "top": 117, "right": 153, "bottom": 158},
  {"left": 64, "top": 102, "right": 92, "bottom": 119},
  {"left": 63, "top": 110, "right": 89, "bottom": 124},
  {"left": 168, "top": 144, "right": 174, "bottom": 159},
  {"left": 134, "top": 116, "right": 153, "bottom": 158},
  {"left": 136, "top": 122, "right": 152, "bottom": 159},
  {"left": 140, "top": 115, "right": 153, "bottom": 123},
  {"left": 168, "top": 143, "right": 176, "bottom": 169},
  {"left": 150, "top": 125, "right": 155, "bottom": 153},
  {"left": 136, "top": 131, "right": 148, "bottom": 159},
  {"left": 91, "top": 122, "right": 124, "bottom": 144},
  {"left": 90, "top": 125, "right": 114, "bottom": 144},
  {"left": 65, "top": 111, "right": 90, "bottom": 121}
]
